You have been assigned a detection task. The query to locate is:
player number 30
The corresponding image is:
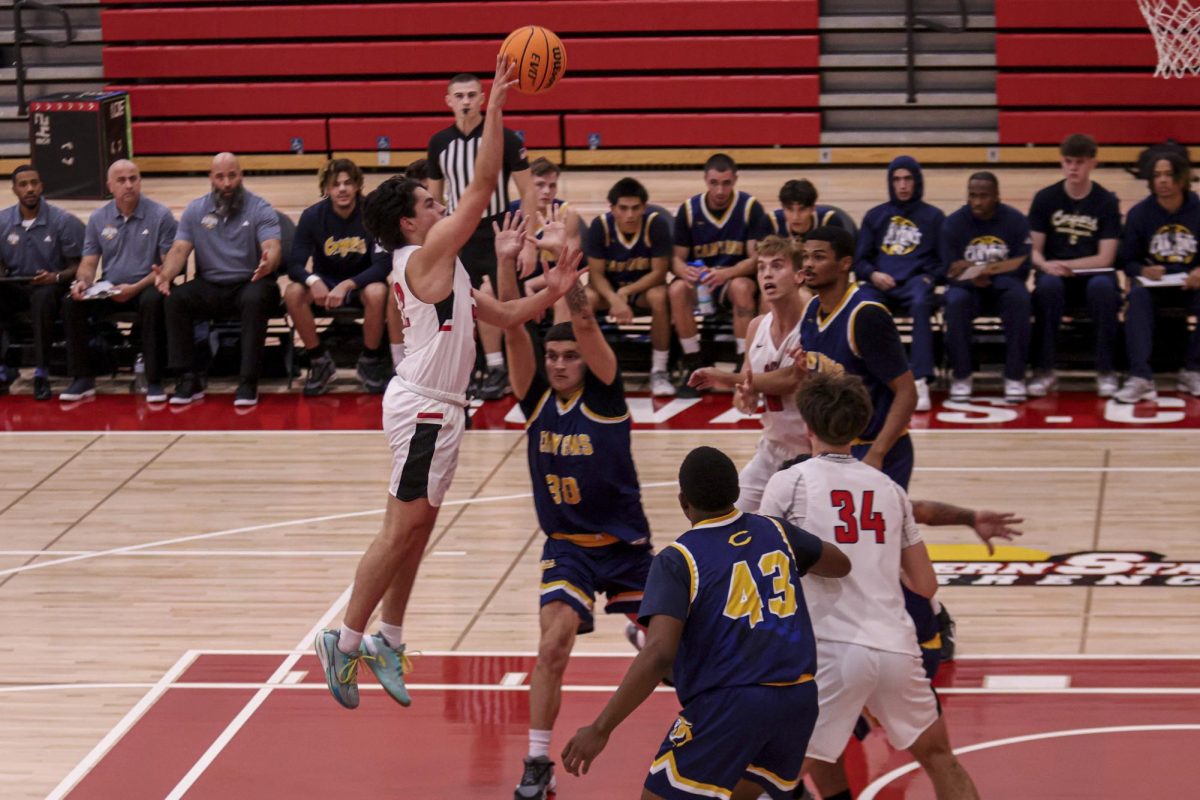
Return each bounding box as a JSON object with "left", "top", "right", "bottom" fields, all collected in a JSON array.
[
  {"left": 545, "top": 474, "right": 581, "bottom": 505},
  {"left": 723, "top": 551, "right": 797, "bottom": 628}
]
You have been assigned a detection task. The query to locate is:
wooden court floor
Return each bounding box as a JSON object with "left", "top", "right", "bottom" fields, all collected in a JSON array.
[{"left": 2, "top": 427, "right": 1199, "bottom": 797}]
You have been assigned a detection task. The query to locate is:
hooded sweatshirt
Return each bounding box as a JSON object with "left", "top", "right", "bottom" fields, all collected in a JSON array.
[
  {"left": 854, "top": 156, "right": 946, "bottom": 284},
  {"left": 1119, "top": 190, "right": 1200, "bottom": 277}
]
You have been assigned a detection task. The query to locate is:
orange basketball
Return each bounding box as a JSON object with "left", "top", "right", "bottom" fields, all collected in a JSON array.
[{"left": 499, "top": 26, "right": 567, "bottom": 94}]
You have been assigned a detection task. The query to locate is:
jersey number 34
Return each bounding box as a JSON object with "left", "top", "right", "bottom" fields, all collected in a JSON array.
[
  {"left": 723, "top": 551, "right": 797, "bottom": 628},
  {"left": 830, "top": 489, "right": 886, "bottom": 544}
]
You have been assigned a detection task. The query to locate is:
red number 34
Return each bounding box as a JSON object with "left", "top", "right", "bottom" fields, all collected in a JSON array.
[{"left": 830, "top": 490, "right": 887, "bottom": 544}]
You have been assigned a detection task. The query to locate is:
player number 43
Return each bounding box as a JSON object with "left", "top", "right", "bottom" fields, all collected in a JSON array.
[
  {"left": 723, "top": 550, "right": 797, "bottom": 628},
  {"left": 830, "top": 489, "right": 886, "bottom": 544}
]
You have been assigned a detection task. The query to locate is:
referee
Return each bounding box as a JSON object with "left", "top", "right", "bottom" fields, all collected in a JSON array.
[{"left": 427, "top": 72, "right": 537, "bottom": 400}]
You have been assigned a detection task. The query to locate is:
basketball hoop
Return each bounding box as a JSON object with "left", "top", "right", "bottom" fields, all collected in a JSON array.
[{"left": 1139, "top": 0, "right": 1200, "bottom": 77}]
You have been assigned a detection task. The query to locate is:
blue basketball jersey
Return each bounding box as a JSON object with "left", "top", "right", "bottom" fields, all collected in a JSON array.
[
  {"left": 680, "top": 191, "right": 764, "bottom": 268},
  {"left": 639, "top": 511, "right": 823, "bottom": 704},
  {"left": 799, "top": 284, "right": 909, "bottom": 443},
  {"left": 519, "top": 369, "right": 651, "bottom": 547},
  {"left": 589, "top": 210, "right": 668, "bottom": 288}
]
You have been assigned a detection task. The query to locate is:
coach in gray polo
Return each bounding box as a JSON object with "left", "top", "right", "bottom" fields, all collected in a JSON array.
[
  {"left": 0, "top": 164, "right": 85, "bottom": 399},
  {"left": 156, "top": 152, "right": 282, "bottom": 407},
  {"left": 61, "top": 160, "right": 177, "bottom": 402}
]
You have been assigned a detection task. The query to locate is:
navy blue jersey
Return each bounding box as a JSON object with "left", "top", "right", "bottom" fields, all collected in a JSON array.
[
  {"left": 519, "top": 368, "right": 651, "bottom": 547},
  {"left": 800, "top": 285, "right": 910, "bottom": 443},
  {"left": 939, "top": 202, "right": 1032, "bottom": 282},
  {"left": 674, "top": 191, "right": 771, "bottom": 268},
  {"left": 772, "top": 206, "right": 846, "bottom": 241},
  {"left": 584, "top": 210, "right": 672, "bottom": 288},
  {"left": 1119, "top": 191, "right": 1200, "bottom": 276},
  {"left": 639, "top": 510, "right": 823, "bottom": 705}
]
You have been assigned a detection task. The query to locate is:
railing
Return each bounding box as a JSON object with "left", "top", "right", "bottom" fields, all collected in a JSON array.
[
  {"left": 904, "top": 0, "right": 969, "bottom": 103},
  {"left": 13, "top": 0, "right": 76, "bottom": 115}
]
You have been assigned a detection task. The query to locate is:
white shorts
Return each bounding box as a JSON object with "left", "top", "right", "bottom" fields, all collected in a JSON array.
[
  {"left": 382, "top": 380, "right": 465, "bottom": 507},
  {"left": 737, "top": 438, "right": 806, "bottom": 513},
  {"left": 806, "top": 640, "right": 939, "bottom": 762}
]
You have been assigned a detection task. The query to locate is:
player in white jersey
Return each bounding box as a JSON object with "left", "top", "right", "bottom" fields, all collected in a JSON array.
[
  {"left": 761, "top": 372, "right": 979, "bottom": 800},
  {"left": 315, "top": 56, "right": 584, "bottom": 712},
  {"left": 687, "top": 235, "right": 811, "bottom": 511}
]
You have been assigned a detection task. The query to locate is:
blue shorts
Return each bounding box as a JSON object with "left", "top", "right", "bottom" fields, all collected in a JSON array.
[
  {"left": 646, "top": 682, "right": 818, "bottom": 800},
  {"left": 851, "top": 432, "right": 914, "bottom": 490},
  {"left": 311, "top": 274, "right": 362, "bottom": 308},
  {"left": 538, "top": 537, "right": 652, "bottom": 634}
]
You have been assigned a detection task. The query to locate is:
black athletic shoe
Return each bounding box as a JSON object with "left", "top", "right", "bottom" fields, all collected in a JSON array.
[
  {"left": 33, "top": 375, "right": 51, "bottom": 401},
  {"left": 303, "top": 352, "right": 337, "bottom": 397},
  {"left": 513, "top": 755, "right": 556, "bottom": 800},
  {"left": 234, "top": 380, "right": 259, "bottom": 407},
  {"left": 675, "top": 353, "right": 707, "bottom": 398},
  {"left": 170, "top": 373, "right": 205, "bottom": 405},
  {"left": 355, "top": 353, "right": 389, "bottom": 394},
  {"left": 480, "top": 365, "right": 510, "bottom": 400},
  {"left": 59, "top": 377, "right": 96, "bottom": 402},
  {"left": 937, "top": 605, "right": 957, "bottom": 662}
]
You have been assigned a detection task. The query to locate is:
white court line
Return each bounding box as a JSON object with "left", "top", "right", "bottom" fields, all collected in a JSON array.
[
  {"left": 45, "top": 650, "right": 200, "bottom": 800},
  {"left": 155, "top": 649, "right": 1200, "bottom": 660},
  {"left": 858, "top": 724, "right": 1200, "bottom": 799},
  {"left": 0, "top": 481, "right": 676, "bottom": 578},
  {"left": 163, "top": 583, "right": 353, "bottom": 799},
  {"left": 2, "top": 427, "right": 1200, "bottom": 437}
]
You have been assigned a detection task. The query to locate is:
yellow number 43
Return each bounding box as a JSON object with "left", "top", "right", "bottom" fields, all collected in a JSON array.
[{"left": 723, "top": 551, "right": 797, "bottom": 628}]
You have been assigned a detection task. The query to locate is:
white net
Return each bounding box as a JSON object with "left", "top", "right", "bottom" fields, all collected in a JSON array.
[{"left": 1139, "top": 0, "right": 1200, "bottom": 77}]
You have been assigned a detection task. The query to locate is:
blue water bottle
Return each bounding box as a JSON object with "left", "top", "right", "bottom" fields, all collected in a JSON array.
[{"left": 690, "top": 261, "right": 715, "bottom": 316}]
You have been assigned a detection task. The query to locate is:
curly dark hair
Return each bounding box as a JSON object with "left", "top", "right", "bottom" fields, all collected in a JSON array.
[{"left": 364, "top": 177, "right": 422, "bottom": 251}]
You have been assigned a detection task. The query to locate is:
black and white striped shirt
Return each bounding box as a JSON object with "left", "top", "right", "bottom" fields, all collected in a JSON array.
[{"left": 426, "top": 119, "right": 529, "bottom": 221}]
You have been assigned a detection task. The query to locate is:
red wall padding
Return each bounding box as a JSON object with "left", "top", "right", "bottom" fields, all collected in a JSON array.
[
  {"left": 563, "top": 114, "right": 820, "bottom": 147},
  {"left": 995, "top": 0, "right": 1146, "bottom": 28},
  {"left": 101, "top": 1, "right": 817, "bottom": 41},
  {"left": 111, "top": 76, "right": 819, "bottom": 118},
  {"left": 132, "top": 120, "right": 329, "bottom": 154},
  {"left": 998, "top": 74, "right": 1200, "bottom": 106},
  {"left": 996, "top": 34, "right": 1156, "bottom": 67},
  {"left": 328, "top": 116, "right": 559, "bottom": 150},
  {"left": 999, "top": 111, "right": 1200, "bottom": 144},
  {"left": 103, "top": 36, "right": 820, "bottom": 79}
]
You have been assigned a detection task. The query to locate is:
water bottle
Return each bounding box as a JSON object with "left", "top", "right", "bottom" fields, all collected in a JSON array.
[
  {"left": 132, "top": 353, "right": 147, "bottom": 394},
  {"left": 691, "top": 261, "right": 715, "bottom": 316}
]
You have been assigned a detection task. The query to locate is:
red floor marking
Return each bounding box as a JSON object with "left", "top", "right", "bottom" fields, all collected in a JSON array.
[
  {"left": 4, "top": 390, "right": 1200, "bottom": 432},
  {"left": 63, "top": 655, "right": 1200, "bottom": 799}
]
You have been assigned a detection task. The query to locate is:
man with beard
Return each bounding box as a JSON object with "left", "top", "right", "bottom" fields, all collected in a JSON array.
[
  {"left": 155, "top": 152, "right": 283, "bottom": 406},
  {"left": 285, "top": 158, "right": 391, "bottom": 395},
  {"left": 61, "top": 160, "right": 177, "bottom": 403},
  {"left": 0, "top": 164, "right": 85, "bottom": 399}
]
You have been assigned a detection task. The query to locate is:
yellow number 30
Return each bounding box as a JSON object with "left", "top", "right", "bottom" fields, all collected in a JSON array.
[
  {"left": 723, "top": 550, "right": 797, "bottom": 628},
  {"left": 545, "top": 474, "right": 581, "bottom": 505}
]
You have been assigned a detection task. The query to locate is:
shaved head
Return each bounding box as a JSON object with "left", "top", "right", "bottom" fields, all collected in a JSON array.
[
  {"left": 107, "top": 159, "right": 138, "bottom": 181},
  {"left": 107, "top": 159, "right": 142, "bottom": 210},
  {"left": 211, "top": 152, "right": 240, "bottom": 174}
]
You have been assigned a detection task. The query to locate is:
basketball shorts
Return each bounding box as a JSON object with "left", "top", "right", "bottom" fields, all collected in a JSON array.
[
  {"left": 806, "top": 640, "right": 939, "bottom": 763},
  {"left": 382, "top": 381, "right": 465, "bottom": 507},
  {"left": 851, "top": 432, "right": 914, "bottom": 490},
  {"left": 737, "top": 438, "right": 807, "bottom": 513},
  {"left": 645, "top": 681, "right": 818, "bottom": 800},
  {"left": 538, "top": 537, "right": 652, "bottom": 634}
]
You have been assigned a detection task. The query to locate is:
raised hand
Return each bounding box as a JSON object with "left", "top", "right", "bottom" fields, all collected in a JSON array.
[
  {"left": 488, "top": 53, "right": 519, "bottom": 112},
  {"left": 543, "top": 241, "right": 586, "bottom": 299},
  {"left": 529, "top": 204, "right": 568, "bottom": 259},
  {"left": 492, "top": 211, "right": 529, "bottom": 263}
]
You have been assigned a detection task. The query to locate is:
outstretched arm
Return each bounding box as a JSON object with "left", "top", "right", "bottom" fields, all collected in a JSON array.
[{"left": 475, "top": 241, "right": 584, "bottom": 330}]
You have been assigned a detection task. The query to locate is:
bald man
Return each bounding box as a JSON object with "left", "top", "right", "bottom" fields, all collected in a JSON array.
[
  {"left": 156, "top": 153, "right": 283, "bottom": 406},
  {"left": 61, "top": 160, "right": 177, "bottom": 402}
]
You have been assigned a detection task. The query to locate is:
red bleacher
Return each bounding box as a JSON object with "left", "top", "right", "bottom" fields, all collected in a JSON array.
[
  {"left": 1000, "top": 112, "right": 1200, "bottom": 145},
  {"left": 994, "top": 0, "right": 1145, "bottom": 28}
]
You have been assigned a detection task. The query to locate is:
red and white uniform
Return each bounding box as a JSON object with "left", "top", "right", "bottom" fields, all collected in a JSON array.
[
  {"left": 736, "top": 311, "right": 810, "bottom": 512},
  {"left": 383, "top": 245, "right": 476, "bottom": 506},
  {"left": 760, "top": 454, "right": 938, "bottom": 761}
]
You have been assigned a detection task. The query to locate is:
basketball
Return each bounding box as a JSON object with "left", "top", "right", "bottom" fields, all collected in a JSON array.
[{"left": 499, "top": 25, "right": 567, "bottom": 94}]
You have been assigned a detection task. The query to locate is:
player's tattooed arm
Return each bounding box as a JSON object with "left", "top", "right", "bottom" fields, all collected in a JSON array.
[
  {"left": 913, "top": 501, "right": 1025, "bottom": 555},
  {"left": 564, "top": 278, "right": 592, "bottom": 321},
  {"left": 912, "top": 500, "right": 976, "bottom": 527}
]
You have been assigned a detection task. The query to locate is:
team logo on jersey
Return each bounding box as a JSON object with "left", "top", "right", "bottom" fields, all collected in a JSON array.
[
  {"left": 539, "top": 559, "right": 556, "bottom": 571},
  {"left": 201, "top": 213, "right": 219, "bottom": 230},
  {"left": 668, "top": 715, "right": 694, "bottom": 747},
  {"left": 1150, "top": 224, "right": 1198, "bottom": 264},
  {"left": 932, "top": 548, "right": 1200, "bottom": 587},
  {"left": 804, "top": 351, "right": 847, "bottom": 378},
  {"left": 964, "top": 235, "right": 1010, "bottom": 264},
  {"left": 323, "top": 235, "right": 368, "bottom": 259},
  {"left": 101, "top": 225, "right": 118, "bottom": 241},
  {"left": 1050, "top": 210, "right": 1099, "bottom": 246},
  {"left": 728, "top": 530, "right": 752, "bottom": 546},
  {"left": 5, "top": 232, "right": 18, "bottom": 246},
  {"left": 881, "top": 216, "right": 922, "bottom": 255}
]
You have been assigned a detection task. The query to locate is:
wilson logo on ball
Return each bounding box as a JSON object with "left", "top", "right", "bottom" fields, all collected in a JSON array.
[{"left": 500, "top": 26, "right": 568, "bottom": 94}]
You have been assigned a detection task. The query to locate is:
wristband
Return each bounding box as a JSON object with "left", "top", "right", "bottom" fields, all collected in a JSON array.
[{"left": 305, "top": 274, "right": 321, "bottom": 288}]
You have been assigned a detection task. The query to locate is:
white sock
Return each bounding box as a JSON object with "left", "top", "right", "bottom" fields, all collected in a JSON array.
[
  {"left": 390, "top": 343, "right": 405, "bottom": 365},
  {"left": 680, "top": 335, "right": 701, "bottom": 355},
  {"left": 338, "top": 624, "right": 363, "bottom": 654},
  {"left": 931, "top": 599, "right": 943, "bottom": 615},
  {"left": 735, "top": 337, "right": 746, "bottom": 355},
  {"left": 486, "top": 351, "right": 504, "bottom": 369},
  {"left": 651, "top": 349, "right": 669, "bottom": 373},
  {"left": 528, "top": 728, "right": 552, "bottom": 759},
  {"left": 378, "top": 621, "right": 404, "bottom": 648}
]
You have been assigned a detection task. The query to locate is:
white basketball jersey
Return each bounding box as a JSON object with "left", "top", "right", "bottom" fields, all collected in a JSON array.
[
  {"left": 789, "top": 454, "right": 922, "bottom": 656},
  {"left": 391, "top": 245, "right": 476, "bottom": 401},
  {"left": 747, "top": 312, "right": 808, "bottom": 455}
]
